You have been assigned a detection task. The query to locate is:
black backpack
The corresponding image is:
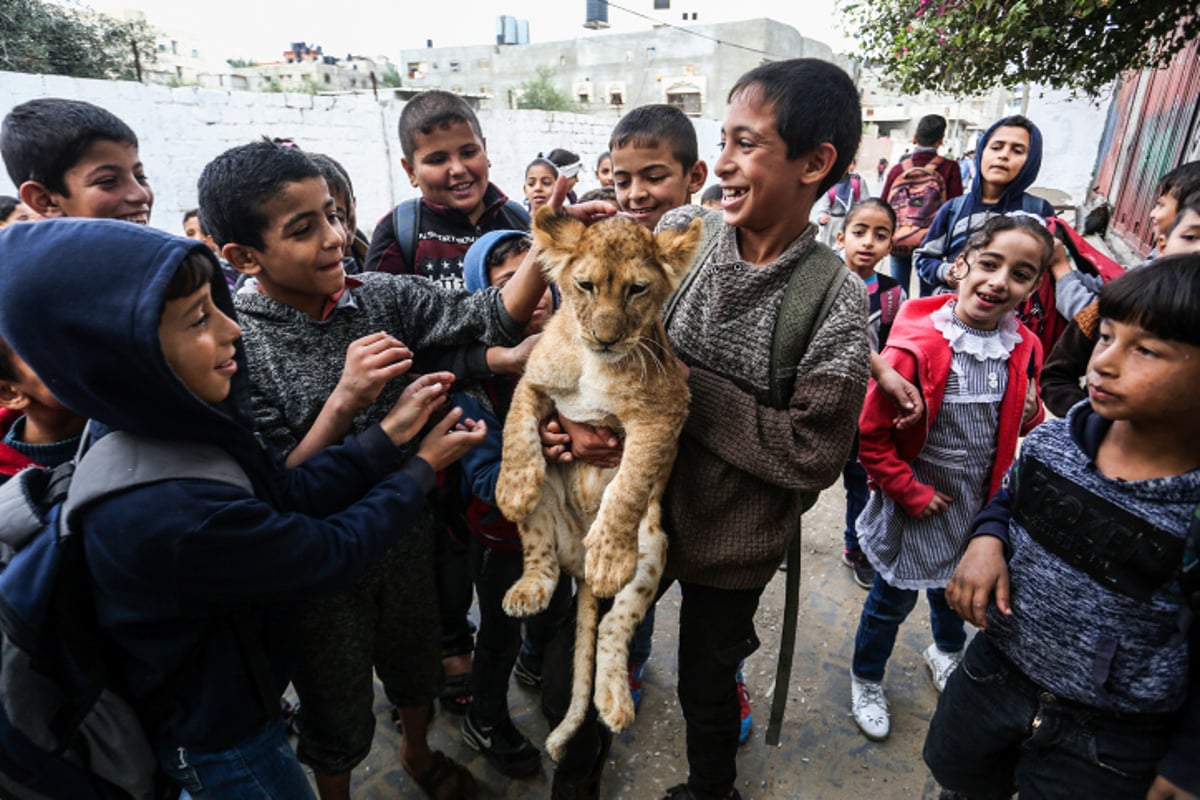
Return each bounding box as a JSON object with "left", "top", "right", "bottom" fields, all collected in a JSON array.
[{"left": 0, "top": 432, "right": 255, "bottom": 800}]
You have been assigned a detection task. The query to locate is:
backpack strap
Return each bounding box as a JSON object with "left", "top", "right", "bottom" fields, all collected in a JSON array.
[
  {"left": 503, "top": 199, "right": 532, "bottom": 229},
  {"left": 764, "top": 239, "right": 851, "bottom": 747},
  {"left": 391, "top": 198, "right": 422, "bottom": 272}
]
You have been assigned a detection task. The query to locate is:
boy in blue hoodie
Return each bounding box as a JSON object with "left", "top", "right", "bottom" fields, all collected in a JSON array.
[
  {"left": 914, "top": 115, "right": 1057, "bottom": 295},
  {"left": 0, "top": 218, "right": 484, "bottom": 799},
  {"left": 199, "top": 139, "right": 559, "bottom": 800}
]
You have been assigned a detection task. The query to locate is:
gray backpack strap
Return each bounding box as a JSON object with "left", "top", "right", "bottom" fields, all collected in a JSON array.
[
  {"left": 62, "top": 432, "right": 252, "bottom": 539},
  {"left": 764, "top": 238, "right": 850, "bottom": 747}
]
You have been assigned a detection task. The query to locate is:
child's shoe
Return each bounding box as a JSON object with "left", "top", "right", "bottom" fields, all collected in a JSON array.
[
  {"left": 736, "top": 668, "right": 752, "bottom": 746},
  {"left": 513, "top": 650, "right": 543, "bottom": 688},
  {"left": 851, "top": 674, "right": 890, "bottom": 741},
  {"left": 462, "top": 711, "right": 541, "bottom": 778},
  {"left": 923, "top": 644, "right": 963, "bottom": 693},
  {"left": 841, "top": 549, "right": 876, "bottom": 589},
  {"left": 627, "top": 661, "right": 646, "bottom": 711}
]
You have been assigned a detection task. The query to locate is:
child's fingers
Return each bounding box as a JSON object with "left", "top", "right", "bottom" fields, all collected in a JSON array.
[{"left": 994, "top": 569, "right": 1013, "bottom": 617}]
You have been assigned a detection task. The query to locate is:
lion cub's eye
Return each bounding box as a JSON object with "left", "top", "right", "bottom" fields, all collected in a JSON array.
[
  {"left": 627, "top": 284, "right": 648, "bottom": 297},
  {"left": 576, "top": 280, "right": 594, "bottom": 293}
]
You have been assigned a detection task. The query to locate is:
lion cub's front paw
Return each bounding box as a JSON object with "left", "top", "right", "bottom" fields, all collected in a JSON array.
[
  {"left": 584, "top": 540, "right": 637, "bottom": 598},
  {"left": 494, "top": 466, "right": 542, "bottom": 523},
  {"left": 503, "top": 577, "right": 553, "bottom": 617}
]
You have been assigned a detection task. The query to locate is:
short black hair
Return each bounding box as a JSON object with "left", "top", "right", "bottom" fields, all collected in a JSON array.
[
  {"left": 1, "top": 98, "right": 138, "bottom": 195},
  {"left": 309, "top": 152, "right": 355, "bottom": 204},
  {"left": 609, "top": 104, "right": 699, "bottom": 172},
  {"left": 728, "top": 59, "right": 861, "bottom": 196},
  {"left": 0, "top": 196, "right": 20, "bottom": 224},
  {"left": 1167, "top": 188, "right": 1200, "bottom": 235},
  {"left": 1099, "top": 254, "right": 1200, "bottom": 346},
  {"left": 700, "top": 184, "right": 723, "bottom": 205},
  {"left": 164, "top": 251, "right": 217, "bottom": 303},
  {"left": 182, "top": 207, "right": 202, "bottom": 230},
  {"left": 915, "top": 114, "right": 947, "bottom": 147},
  {"left": 578, "top": 187, "right": 617, "bottom": 203},
  {"left": 845, "top": 198, "right": 897, "bottom": 230},
  {"left": 397, "top": 91, "right": 484, "bottom": 162},
  {"left": 197, "top": 138, "right": 323, "bottom": 251},
  {"left": 1155, "top": 161, "right": 1200, "bottom": 204},
  {"left": 484, "top": 234, "right": 532, "bottom": 270},
  {"left": 962, "top": 214, "right": 1055, "bottom": 276}
]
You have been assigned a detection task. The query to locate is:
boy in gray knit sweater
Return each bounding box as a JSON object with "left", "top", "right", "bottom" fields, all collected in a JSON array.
[
  {"left": 197, "top": 139, "right": 555, "bottom": 800},
  {"left": 550, "top": 59, "right": 871, "bottom": 800},
  {"left": 929, "top": 257, "right": 1200, "bottom": 800}
]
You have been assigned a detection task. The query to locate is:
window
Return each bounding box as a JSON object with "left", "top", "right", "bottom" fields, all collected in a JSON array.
[
  {"left": 324, "top": 73, "right": 331, "bottom": 84},
  {"left": 654, "top": 0, "right": 669, "bottom": 7},
  {"left": 667, "top": 90, "right": 701, "bottom": 116},
  {"left": 450, "top": 60, "right": 461, "bottom": 73},
  {"left": 191, "top": 48, "right": 199, "bottom": 59},
  {"left": 609, "top": 91, "right": 624, "bottom": 106}
]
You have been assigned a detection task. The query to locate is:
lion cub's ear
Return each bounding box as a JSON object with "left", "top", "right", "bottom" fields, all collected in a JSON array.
[
  {"left": 654, "top": 217, "right": 703, "bottom": 288},
  {"left": 532, "top": 206, "right": 587, "bottom": 285}
]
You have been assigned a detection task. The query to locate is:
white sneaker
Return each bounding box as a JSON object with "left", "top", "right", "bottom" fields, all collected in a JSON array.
[
  {"left": 851, "top": 674, "right": 890, "bottom": 741},
  {"left": 923, "top": 644, "right": 963, "bottom": 693}
]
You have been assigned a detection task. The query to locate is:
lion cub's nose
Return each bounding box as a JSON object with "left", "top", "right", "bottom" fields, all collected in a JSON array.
[{"left": 591, "top": 328, "right": 622, "bottom": 348}]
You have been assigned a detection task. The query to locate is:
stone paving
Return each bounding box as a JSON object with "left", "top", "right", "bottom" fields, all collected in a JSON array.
[{"left": 305, "top": 485, "right": 952, "bottom": 799}]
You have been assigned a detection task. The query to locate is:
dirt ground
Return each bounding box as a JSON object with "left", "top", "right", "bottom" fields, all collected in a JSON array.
[{"left": 329, "top": 484, "right": 953, "bottom": 799}]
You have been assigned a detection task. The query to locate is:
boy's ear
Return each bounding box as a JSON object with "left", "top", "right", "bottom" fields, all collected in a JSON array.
[
  {"left": 799, "top": 143, "right": 840, "bottom": 189},
  {"left": 0, "top": 381, "right": 28, "bottom": 412},
  {"left": 222, "top": 243, "right": 261, "bottom": 275},
  {"left": 687, "top": 160, "right": 708, "bottom": 195},
  {"left": 401, "top": 157, "right": 418, "bottom": 188},
  {"left": 1156, "top": 232, "right": 1168, "bottom": 254},
  {"left": 18, "top": 181, "right": 64, "bottom": 218}
]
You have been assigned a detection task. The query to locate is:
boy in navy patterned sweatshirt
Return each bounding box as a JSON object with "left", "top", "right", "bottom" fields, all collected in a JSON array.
[{"left": 925, "top": 255, "right": 1200, "bottom": 800}]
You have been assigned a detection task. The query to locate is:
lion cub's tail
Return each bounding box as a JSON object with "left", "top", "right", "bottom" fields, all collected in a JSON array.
[{"left": 545, "top": 580, "right": 599, "bottom": 761}]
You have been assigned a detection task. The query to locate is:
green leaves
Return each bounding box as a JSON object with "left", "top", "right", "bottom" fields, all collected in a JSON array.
[
  {"left": 840, "top": 0, "right": 1200, "bottom": 98},
  {"left": 0, "top": 0, "right": 157, "bottom": 80}
]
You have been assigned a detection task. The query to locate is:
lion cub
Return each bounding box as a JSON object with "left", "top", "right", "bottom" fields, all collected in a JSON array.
[{"left": 495, "top": 206, "right": 700, "bottom": 757}]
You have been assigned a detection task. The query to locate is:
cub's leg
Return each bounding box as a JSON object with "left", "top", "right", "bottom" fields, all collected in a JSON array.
[
  {"left": 593, "top": 506, "right": 667, "bottom": 732},
  {"left": 495, "top": 381, "right": 554, "bottom": 524},
  {"left": 545, "top": 580, "right": 599, "bottom": 762},
  {"left": 503, "top": 470, "right": 577, "bottom": 617}
]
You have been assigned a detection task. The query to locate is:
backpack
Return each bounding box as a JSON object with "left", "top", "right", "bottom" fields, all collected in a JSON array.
[
  {"left": 886, "top": 156, "right": 948, "bottom": 256},
  {"left": 663, "top": 209, "right": 850, "bottom": 746},
  {"left": 390, "top": 197, "right": 531, "bottom": 272},
  {"left": 0, "top": 431, "right": 255, "bottom": 800}
]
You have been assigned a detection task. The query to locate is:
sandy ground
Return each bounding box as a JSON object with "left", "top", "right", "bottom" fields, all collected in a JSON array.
[{"left": 318, "top": 483, "right": 954, "bottom": 799}]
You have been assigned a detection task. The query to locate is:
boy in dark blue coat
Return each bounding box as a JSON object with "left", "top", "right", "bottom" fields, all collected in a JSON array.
[{"left": 0, "top": 218, "right": 485, "bottom": 799}]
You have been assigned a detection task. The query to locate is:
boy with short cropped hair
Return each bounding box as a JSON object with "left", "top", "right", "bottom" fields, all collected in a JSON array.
[
  {"left": 1, "top": 98, "right": 153, "bottom": 224},
  {"left": 365, "top": 90, "right": 530, "bottom": 284},
  {"left": 200, "top": 138, "right": 552, "bottom": 800},
  {"left": 0, "top": 337, "right": 85, "bottom": 479},
  {"left": 927, "top": 256, "right": 1200, "bottom": 800},
  {"left": 609, "top": 104, "right": 708, "bottom": 231},
  {"left": 0, "top": 218, "right": 483, "bottom": 798},
  {"left": 549, "top": 59, "right": 871, "bottom": 800},
  {"left": 1149, "top": 161, "right": 1200, "bottom": 256}
]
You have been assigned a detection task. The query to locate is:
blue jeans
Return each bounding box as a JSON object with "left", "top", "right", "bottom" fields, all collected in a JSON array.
[
  {"left": 852, "top": 573, "right": 965, "bottom": 682},
  {"left": 842, "top": 456, "right": 869, "bottom": 554},
  {"left": 157, "top": 720, "right": 315, "bottom": 800},
  {"left": 629, "top": 604, "right": 656, "bottom": 666},
  {"left": 925, "top": 634, "right": 1173, "bottom": 800},
  {"left": 890, "top": 253, "right": 936, "bottom": 297}
]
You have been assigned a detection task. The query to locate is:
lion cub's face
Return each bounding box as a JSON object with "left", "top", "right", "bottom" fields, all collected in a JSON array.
[{"left": 533, "top": 207, "right": 701, "bottom": 362}]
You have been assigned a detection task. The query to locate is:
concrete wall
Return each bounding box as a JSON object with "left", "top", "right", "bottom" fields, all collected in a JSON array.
[
  {"left": 1024, "top": 86, "right": 1111, "bottom": 208},
  {"left": 0, "top": 71, "right": 719, "bottom": 237}
]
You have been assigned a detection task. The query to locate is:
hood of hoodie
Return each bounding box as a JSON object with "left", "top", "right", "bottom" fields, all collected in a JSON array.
[
  {"left": 461, "top": 228, "right": 558, "bottom": 308},
  {"left": 971, "top": 117, "right": 1044, "bottom": 210},
  {"left": 0, "top": 218, "right": 268, "bottom": 478}
]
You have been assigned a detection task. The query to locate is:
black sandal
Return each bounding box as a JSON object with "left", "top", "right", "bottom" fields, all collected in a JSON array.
[{"left": 438, "top": 671, "right": 472, "bottom": 715}]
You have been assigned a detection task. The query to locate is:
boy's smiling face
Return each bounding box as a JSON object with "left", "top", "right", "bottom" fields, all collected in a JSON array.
[
  {"left": 158, "top": 281, "right": 242, "bottom": 404},
  {"left": 402, "top": 120, "right": 490, "bottom": 223},
  {"left": 37, "top": 139, "right": 153, "bottom": 223},
  {"left": 1162, "top": 208, "right": 1200, "bottom": 256},
  {"left": 225, "top": 176, "right": 347, "bottom": 320},
  {"left": 611, "top": 141, "right": 706, "bottom": 231}
]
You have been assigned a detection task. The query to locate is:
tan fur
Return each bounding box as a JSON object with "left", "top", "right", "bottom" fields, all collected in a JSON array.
[{"left": 495, "top": 207, "right": 700, "bottom": 758}]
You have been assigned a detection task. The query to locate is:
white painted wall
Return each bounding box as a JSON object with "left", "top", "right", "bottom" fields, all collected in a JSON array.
[
  {"left": 0, "top": 71, "right": 720, "bottom": 236},
  {"left": 1024, "top": 85, "right": 1112, "bottom": 208}
]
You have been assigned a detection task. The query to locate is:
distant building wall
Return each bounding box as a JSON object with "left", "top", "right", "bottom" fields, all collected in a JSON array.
[{"left": 0, "top": 71, "right": 718, "bottom": 236}]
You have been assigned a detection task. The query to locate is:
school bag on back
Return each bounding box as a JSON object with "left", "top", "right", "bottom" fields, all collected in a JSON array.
[
  {"left": 0, "top": 431, "right": 253, "bottom": 800},
  {"left": 886, "top": 156, "right": 948, "bottom": 256}
]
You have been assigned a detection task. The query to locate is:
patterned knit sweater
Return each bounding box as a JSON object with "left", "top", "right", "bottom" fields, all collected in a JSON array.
[
  {"left": 661, "top": 211, "right": 870, "bottom": 589},
  {"left": 975, "top": 402, "right": 1200, "bottom": 714},
  {"left": 233, "top": 272, "right": 524, "bottom": 456}
]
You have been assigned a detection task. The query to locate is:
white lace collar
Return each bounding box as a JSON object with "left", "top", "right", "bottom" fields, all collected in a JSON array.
[{"left": 931, "top": 301, "right": 1022, "bottom": 361}]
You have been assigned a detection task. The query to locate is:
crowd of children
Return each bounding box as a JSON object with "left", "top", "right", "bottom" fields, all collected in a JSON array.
[{"left": 0, "top": 53, "right": 1197, "bottom": 800}]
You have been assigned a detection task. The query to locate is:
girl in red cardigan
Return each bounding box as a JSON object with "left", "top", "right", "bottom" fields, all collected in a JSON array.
[{"left": 848, "top": 215, "right": 1052, "bottom": 742}]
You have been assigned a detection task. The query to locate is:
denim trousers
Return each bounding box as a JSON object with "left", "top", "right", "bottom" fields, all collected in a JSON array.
[
  {"left": 157, "top": 720, "right": 314, "bottom": 800},
  {"left": 469, "top": 538, "right": 570, "bottom": 724},
  {"left": 890, "top": 252, "right": 937, "bottom": 297},
  {"left": 852, "top": 573, "right": 965, "bottom": 682},
  {"left": 924, "top": 634, "right": 1173, "bottom": 800},
  {"left": 842, "top": 456, "right": 869, "bottom": 554}
]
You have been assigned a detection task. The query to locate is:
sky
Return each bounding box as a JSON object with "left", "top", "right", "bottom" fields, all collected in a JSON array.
[{"left": 79, "top": 0, "right": 855, "bottom": 67}]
